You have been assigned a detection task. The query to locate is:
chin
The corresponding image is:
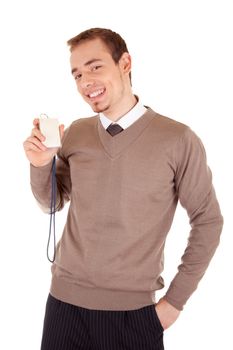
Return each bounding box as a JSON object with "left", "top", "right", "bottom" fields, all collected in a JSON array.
[{"left": 92, "top": 103, "right": 110, "bottom": 114}]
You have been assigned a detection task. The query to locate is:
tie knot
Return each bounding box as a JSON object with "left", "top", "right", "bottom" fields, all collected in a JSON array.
[{"left": 106, "top": 123, "right": 124, "bottom": 136}]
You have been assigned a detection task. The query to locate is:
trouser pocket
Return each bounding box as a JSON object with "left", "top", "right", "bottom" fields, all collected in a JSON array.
[{"left": 151, "top": 304, "right": 164, "bottom": 332}]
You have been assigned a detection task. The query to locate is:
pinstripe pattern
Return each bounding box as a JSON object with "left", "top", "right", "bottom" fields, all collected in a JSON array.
[{"left": 41, "top": 294, "right": 164, "bottom": 350}]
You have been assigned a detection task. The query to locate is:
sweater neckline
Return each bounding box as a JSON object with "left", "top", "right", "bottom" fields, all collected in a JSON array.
[{"left": 96, "top": 107, "right": 155, "bottom": 159}]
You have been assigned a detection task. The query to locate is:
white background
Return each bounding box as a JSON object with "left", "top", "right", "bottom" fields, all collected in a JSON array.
[{"left": 0, "top": 0, "right": 232, "bottom": 349}]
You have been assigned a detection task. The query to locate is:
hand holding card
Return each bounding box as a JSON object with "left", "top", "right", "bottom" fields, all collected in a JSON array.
[{"left": 39, "top": 118, "right": 61, "bottom": 148}]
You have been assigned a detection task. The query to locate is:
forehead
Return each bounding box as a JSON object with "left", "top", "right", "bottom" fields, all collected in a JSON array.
[{"left": 70, "top": 38, "right": 112, "bottom": 68}]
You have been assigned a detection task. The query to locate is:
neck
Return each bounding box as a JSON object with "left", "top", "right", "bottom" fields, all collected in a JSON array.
[{"left": 103, "top": 94, "right": 138, "bottom": 122}]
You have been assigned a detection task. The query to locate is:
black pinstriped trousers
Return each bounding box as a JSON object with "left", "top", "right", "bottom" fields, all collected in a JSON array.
[{"left": 41, "top": 294, "right": 164, "bottom": 350}]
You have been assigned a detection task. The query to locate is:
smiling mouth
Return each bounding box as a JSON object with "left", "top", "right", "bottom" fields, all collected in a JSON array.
[{"left": 88, "top": 88, "right": 105, "bottom": 99}]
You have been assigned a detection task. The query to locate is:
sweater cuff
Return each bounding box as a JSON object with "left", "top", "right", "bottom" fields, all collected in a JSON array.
[
  {"left": 164, "top": 281, "right": 195, "bottom": 311},
  {"left": 30, "top": 161, "right": 53, "bottom": 186}
]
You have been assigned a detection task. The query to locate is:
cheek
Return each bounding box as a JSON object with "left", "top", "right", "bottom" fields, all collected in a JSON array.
[
  {"left": 76, "top": 84, "right": 83, "bottom": 94},
  {"left": 76, "top": 85, "right": 87, "bottom": 100}
]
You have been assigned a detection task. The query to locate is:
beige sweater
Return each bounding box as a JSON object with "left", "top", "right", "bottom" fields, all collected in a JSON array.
[{"left": 30, "top": 108, "right": 223, "bottom": 311}]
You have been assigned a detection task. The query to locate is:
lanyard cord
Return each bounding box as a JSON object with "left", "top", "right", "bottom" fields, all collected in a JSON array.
[{"left": 47, "top": 156, "right": 57, "bottom": 263}]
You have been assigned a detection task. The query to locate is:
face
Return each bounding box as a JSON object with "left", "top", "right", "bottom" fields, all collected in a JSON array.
[{"left": 70, "top": 38, "right": 132, "bottom": 118}]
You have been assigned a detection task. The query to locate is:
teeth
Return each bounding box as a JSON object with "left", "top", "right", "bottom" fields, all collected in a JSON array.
[{"left": 89, "top": 89, "right": 104, "bottom": 98}]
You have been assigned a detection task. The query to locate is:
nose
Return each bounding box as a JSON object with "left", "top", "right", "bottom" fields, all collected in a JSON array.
[{"left": 80, "top": 73, "right": 95, "bottom": 89}]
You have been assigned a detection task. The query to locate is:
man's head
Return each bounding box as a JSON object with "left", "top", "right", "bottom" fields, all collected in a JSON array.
[
  {"left": 67, "top": 28, "right": 132, "bottom": 84},
  {"left": 67, "top": 28, "right": 136, "bottom": 119}
]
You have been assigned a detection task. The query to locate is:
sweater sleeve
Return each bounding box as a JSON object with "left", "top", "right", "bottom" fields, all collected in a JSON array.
[
  {"left": 30, "top": 128, "right": 71, "bottom": 213},
  {"left": 164, "top": 127, "right": 223, "bottom": 310}
]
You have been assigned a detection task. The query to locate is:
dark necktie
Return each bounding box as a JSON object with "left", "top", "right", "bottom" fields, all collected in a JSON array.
[{"left": 106, "top": 123, "right": 124, "bottom": 136}]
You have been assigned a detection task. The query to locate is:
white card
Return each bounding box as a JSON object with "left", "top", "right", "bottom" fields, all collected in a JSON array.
[{"left": 39, "top": 118, "right": 61, "bottom": 148}]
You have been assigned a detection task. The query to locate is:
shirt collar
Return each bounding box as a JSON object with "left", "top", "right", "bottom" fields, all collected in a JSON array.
[{"left": 99, "top": 100, "right": 147, "bottom": 130}]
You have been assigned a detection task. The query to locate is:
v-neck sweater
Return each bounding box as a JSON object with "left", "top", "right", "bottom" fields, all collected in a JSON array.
[{"left": 30, "top": 108, "right": 223, "bottom": 311}]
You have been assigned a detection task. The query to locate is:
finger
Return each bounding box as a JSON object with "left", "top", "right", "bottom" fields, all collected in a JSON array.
[
  {"left": 33, "top": 118, "right": 40, "bottom": 127},
  {"left": 25, "top": 136, "right": 47, "bottom": 151},
  {"left": 23, "top": 140, "right": 44, "bottom": 153},
  {"left": 31, "top": 127, "right": 45, "bottom": 141},
  {"left": 59, "top": 124, "right": 65, "bottom": 140}
]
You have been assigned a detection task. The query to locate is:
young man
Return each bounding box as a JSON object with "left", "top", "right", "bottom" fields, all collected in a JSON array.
[{"left": 23, "top": 28, "right": 223, "bottom": 350}]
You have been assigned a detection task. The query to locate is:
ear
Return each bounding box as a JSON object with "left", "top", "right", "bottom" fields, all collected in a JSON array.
[{"left": 119, "top": 52, "right": 132, "bottom": 75}]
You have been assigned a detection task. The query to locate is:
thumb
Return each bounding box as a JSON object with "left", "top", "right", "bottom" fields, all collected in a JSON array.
[{"left": 59, "top": 124, "right": 65, "bottom": 141}]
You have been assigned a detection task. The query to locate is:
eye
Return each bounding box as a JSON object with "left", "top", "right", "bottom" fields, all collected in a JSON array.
[
  {"left": 74, "top": 73, "right": 82, "bottom": 80},
  {"left": 91, "top": 65, "right": 102, "bottom": 71}
]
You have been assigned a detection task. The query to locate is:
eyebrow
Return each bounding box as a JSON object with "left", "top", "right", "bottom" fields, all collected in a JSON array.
[{"left": 71, "top": 59, "right": 102, "bottom": 75}]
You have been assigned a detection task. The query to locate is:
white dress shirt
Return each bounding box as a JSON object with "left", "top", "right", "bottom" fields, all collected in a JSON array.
[{"left": 99, "top": 102, "right": 147, "bottom": 130}]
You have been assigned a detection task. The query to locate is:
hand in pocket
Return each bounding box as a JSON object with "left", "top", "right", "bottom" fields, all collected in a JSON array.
[{"left": 155, "top": 298, "right": 180, "bottom": 330}]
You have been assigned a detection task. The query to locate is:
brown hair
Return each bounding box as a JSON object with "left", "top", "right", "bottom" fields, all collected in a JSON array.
[{"left": 67, "top": 28, "right": 132, "bottom": 84}]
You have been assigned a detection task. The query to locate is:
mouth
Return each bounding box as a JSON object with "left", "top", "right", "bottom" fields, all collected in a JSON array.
[{"left": 86, "top": 88, "right": 106, "bottom": 101}]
